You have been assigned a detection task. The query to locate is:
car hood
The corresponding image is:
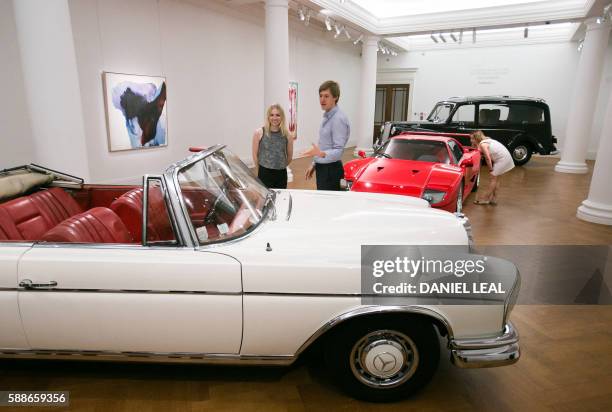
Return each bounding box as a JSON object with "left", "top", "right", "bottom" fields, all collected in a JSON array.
[
  {"left": 350, "top": 158, "right": 436, "bottom": 197},
  {"left": 210, "top": 189, "right": 469, "bottom": 294},
  {"left": 350, "top": 158, "right": 462, "bottom": 197}
]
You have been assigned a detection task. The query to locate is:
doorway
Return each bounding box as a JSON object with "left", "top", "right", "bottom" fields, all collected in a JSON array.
[{"left": 374, "top": 84, "right": 410, "bottom": 143}]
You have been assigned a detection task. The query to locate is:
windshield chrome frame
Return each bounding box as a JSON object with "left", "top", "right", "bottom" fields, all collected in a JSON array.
[
  {"left": 164, "top": 145, "right": 272, "bottom": 249},
  {"left": 427, "top": 102, "right": 455, "bottom": 123}
]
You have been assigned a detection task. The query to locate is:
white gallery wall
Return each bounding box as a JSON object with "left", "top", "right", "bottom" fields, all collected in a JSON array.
[
  {"left": 378, "top": 40, "right": 612, "bottom": 159},
  {"left": 68, "top": 0, "right": 361, "bottom": 182},
  {"left": 2, "top": 0, "right": 610, "bottom": 179},
  {"left": 0, "top": 0, "right": 360, "bottom": 181},
  {"left": 0, "top": 0, "right": 34, "bottom": 167}
]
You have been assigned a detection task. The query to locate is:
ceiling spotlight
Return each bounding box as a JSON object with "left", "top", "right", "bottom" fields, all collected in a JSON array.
[
  {"left": 353, "top": 34, "right": 363, "bottom": 45},
  {"left": 345, "top": 27, "right": 351, "bottom": 40},
  {"left": 578, "top": 39, "right": 584, "bottom": 52},
  {"left": 391, "top": 51, "right": 398, "bottom": 56},
  {"left": 305, "top": 10, "right": 311, "bottom": 26},
  {"left": 298, "top": 7, "right": 305, "bottom": 21},
  {"left": 524, "top": 26, "right": 529, "bottom": 38},
  {"left": 450, "top": 32, "right": 457, "bottom": 42},
  {"left": 334, "top": 23, "right": 341, "bottom": 36},
  {"left": 325, "top": 16, "right": 332, "bottom": 31},
  {"left": 430, "top": 33, "right": 439, "bottom": 43},
  {"left": 596, "top": 17, "right": 603, "bottom": 24},
  {"left": 439, "top": 33, "right": 447, "bottom": 43},
  {"left": 459, "top": 29, "right": 463, "bottom": 44},
  {"left": 472, "top": 28, "right": 476, "bottom": 43}
]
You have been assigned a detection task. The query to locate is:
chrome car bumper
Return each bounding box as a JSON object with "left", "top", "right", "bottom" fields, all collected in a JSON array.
[{"left": 450, "top": 322, "right": 520, "bottom": 368}]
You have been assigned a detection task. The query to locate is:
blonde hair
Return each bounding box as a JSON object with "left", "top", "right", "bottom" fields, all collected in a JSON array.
[
  {"left": 264, "top": 104, "right": 289, "bottom": 138},
  {"left": 470, "top": 130, "right": 487, "bottom": 144}
]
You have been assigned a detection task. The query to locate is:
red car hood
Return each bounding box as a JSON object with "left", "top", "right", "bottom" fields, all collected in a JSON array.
[{"left": 349, "top": 158, "right": 453, "bottom": 196}]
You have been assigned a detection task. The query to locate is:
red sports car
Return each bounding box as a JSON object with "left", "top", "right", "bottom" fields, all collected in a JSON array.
[{"left": 342, "top": 132, "right": 481, "bottom": 213}]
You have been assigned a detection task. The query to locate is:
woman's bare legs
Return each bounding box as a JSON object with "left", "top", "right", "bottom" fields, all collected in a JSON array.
[
  {"left": 491, "top": 176, "right": 500, "bottom": 204},
  {"left": 476, "top": 174, "right": 497, "bottom": 203}
]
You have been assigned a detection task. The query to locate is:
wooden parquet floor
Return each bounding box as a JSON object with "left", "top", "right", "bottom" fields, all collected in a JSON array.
[{"left": 1, "top": 150, "right": 611, "bottom": 411}]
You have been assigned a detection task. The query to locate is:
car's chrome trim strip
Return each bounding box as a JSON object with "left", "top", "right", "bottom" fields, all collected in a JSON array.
[
  {"left": 293, "top": 305, "right": 455, "bottom": 357},
  {"left": 9, "top": 288, "right": 241, "bottom": 295},
  {"left": 0, "top": 349, "right": 294, "bottom": 366},
  {"left": 0, "top": 242, "right": 34, "bottom": 247}
]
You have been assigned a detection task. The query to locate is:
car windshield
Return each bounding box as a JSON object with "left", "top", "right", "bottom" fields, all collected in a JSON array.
[
  {"left": 177, "top": 148, "right": 270, "bottom": 245},
  {"left": 378, "top": 139, "right": 450, "bottom": 164},
  {"left": 427, "top": 103, "right": 454, "bottom": 123}
]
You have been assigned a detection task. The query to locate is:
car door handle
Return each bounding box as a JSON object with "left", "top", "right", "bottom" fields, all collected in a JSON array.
[{"left": 19, "top": 279, "right": 58, "bottom": 289}]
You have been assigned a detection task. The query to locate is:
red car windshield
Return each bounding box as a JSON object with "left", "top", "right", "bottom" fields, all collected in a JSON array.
[{"left": 378, "top": 139, "right": 450, "bottom": 164}]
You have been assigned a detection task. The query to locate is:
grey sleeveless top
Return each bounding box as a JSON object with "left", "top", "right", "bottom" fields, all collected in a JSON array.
[{"left": 258, "top": 128, "right": 288, "bottom": 170}]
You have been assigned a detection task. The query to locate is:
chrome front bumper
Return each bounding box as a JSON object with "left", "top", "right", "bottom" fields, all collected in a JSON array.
[{"left": 450, "top": 322, "right": 520, "bottom": 368}]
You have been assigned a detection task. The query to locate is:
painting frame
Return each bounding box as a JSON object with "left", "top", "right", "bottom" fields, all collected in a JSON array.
[{"left": 102, "top": 71, "right": 168, "bottom": 152}]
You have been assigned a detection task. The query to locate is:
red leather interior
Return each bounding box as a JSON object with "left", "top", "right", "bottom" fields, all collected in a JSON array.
[
  {"left": 41, "top": 207, "right": 133, "bottom": 243},
  {"left": 0, "top": 208, "right": 22, "bottom": 240},
  {"left": 110, "top": 187, "right": 175, "bottom": 242},
  {"left": 70, "top": 185, "right": 139, "bottom": 210},
  {"left": 0, "top": 187, "right": 83, "bottom": 241}
]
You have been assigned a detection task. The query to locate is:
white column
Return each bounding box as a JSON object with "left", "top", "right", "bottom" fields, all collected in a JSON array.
[
  {"left": 264, "top": 0, "right": 289, "bottom": 109},
  {"left": 555, "top": 18, "right": 611, "bottom": 174},
  {"left": 577, "top": 88, "right": 612, "bottom": 225},
  {"left": 264, "top": 0, "right": 292, "bottom": 181},
  {"left": 354, "top": 36, "right": 379, "bottom": 156},
  {"left": 12, "top": 0, "right": 89, "bottom": 179}
]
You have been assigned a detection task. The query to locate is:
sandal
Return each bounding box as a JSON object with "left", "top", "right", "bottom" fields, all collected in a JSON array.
[
  {"left": 473, "top": 200, "right": 490, "bottom": 205},
  {"left": 490, "top": 200, "right": 498, "bottom": 206}
]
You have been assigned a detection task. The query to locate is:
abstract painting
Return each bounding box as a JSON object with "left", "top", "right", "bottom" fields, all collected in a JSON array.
[
  {"left": 103, "top": 72, "right": 168, "bottom": 152},
  {"left": 289, "top": 81, "right": 298, "bottom": 138}
]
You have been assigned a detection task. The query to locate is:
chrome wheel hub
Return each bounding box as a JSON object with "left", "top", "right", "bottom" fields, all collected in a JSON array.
[
  {"left": 513, "top": 146, "right": 528, "bottom": 161},
  {"left": 350, "top": 330, "right": 419, "bottom": 388}
]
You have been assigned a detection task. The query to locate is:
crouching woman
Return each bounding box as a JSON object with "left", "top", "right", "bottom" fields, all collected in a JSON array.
[{"left": 470, "top": 130, "right": 514, "bottom": 205}]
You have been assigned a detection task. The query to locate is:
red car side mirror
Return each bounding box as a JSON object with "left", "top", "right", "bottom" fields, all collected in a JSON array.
[{"left": 358, "top": 150, "right": 366, "bottom": 158}]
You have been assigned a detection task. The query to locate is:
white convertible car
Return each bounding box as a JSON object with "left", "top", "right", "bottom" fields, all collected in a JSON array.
[{"left": 0, "top": 145, "right": 519, "bottom": 402}]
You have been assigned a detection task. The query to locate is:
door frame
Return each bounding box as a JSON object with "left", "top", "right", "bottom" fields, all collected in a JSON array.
[{"left": 376, "top": 68, "right": 417, "bottom": 122}]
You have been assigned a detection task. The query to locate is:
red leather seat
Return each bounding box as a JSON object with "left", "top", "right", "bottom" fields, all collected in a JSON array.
[
  {"left": 0, "top": 187, "right": 83, "bottom": 241},
  {"left": 41, "top": 207, "right": 133, "bottom": 243},
  {"left": 110, "top": 187, "right": 174, "bottom": 242},
  {"left": 0, "top": 208, "right": 22, "bottom": 240}
]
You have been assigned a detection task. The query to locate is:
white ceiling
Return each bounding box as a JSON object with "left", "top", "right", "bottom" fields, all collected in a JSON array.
[
  {"left": 303, "top": 0, "right": 601, "bottom": 51},
  {"left": 349, "top": 0, "right": 548, "bottom": 19}
]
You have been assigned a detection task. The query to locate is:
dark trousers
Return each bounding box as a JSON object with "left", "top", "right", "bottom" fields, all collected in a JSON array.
[
  {"left": 258, "top": 165, "right": 288, "bottom": 189},
  {"left": 315, "top": 161, "right": 344, "bottom": 191}
]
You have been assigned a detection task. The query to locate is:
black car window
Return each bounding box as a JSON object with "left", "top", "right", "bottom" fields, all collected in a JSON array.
[
  {"left": 507, "top": 104, "right": 544, "bottom": 124},
  {"left": 382, "top": 139, "right": 450, "bottom": 164},
  {"left": 450, "top": 104, "right": 475, "bottom": 126},
  {"left": 448, "top": 140, "right": 463, "bottom": 164},
  {"left": 478, "top": 104, "right": 509, "bottom": 126},
  {"left": 427, "top": 103, "right": 453, "bottom": 123}
]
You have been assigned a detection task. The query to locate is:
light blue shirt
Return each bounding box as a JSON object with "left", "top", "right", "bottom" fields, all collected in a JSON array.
[{"left": 314, "top": 105, "right": 350, "bottom": 164}]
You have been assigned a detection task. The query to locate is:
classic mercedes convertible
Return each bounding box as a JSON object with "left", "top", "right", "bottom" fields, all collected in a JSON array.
[
  {"left": 0, "top": 145, "right": 518, "bottom": 402},
  {"left": 343, "top": 132, "right": 481, "bottom": 213}
]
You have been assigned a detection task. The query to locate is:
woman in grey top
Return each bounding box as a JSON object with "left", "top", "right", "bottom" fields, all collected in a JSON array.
[{"left": 251, "top": 104, "right": 294, "bottom": 189}]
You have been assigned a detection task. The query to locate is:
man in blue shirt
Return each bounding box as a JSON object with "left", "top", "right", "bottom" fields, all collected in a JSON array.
[{"left": 304, "top": 81, "right": 351, "bottom": 191}]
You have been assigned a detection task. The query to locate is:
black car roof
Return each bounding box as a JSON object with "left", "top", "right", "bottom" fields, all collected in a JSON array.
[{"left": 440, "top": 96, "right": 547, "bottom": 104}]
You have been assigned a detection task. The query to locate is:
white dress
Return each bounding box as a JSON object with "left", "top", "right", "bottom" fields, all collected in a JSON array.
[{"left": 480, "top": 138, "right": 515, "bottom": 176}]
